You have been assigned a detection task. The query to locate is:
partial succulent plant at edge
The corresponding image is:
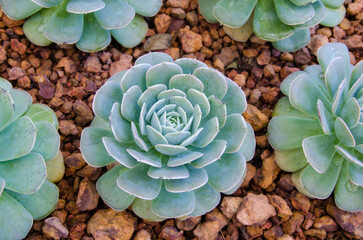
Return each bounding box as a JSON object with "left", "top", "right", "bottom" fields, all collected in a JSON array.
[
  {"left": 80, "top": 52, "right": 255, "bottom": 220},
  {"left": 199, "top": 0, "right": 346, "bottom": 52},
  {"left": 0, "top": 78, "right": 64, "bottom": 240},
  {"left": 268, "top": 43, "right": 363, "bottom": 212},
  {"left": 0, "top": 0, "right": 162, "bottom": 52}
]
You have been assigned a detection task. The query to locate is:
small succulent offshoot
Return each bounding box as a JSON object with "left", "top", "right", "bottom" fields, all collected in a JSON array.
[
  {"left": 0, "top": 78, "right": 64, "bottom": 240},
  {"left": 80, "top": 52, "right": 255, "bottom": 221},
  {"left": 0, "top": 0, "right": 162, "bottom": 52},
  {"left": 268, "top": 43, "right": 363, "bottom": 212},
  {"left": 199, "top": 0, "right": 346, "bottom": 52}
]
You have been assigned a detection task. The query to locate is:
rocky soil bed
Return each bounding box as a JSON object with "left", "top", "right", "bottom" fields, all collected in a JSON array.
[{"left": 0, "top": 0, "right": 362, "bottom": 239}]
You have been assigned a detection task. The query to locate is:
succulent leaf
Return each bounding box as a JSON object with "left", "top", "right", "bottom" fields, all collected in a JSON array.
[
  {"left": 1, "top": 0, "right": 161, "bottom": 52},
  {"left": 269, "top": 43, "right": 363, "bottom": 212},
  {"left": 81, "top": 52, "right": 254, "bottom": 220},
  {"left": 0, "top": 79, "right": 63, "bottom": 239},
  {"left": 198, "top": 0, "right": 345, "bottom": 52}
]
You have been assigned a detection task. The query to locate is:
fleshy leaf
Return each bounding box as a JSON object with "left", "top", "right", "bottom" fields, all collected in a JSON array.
[
  {"left": 135, "top": 52, "right": 173, "bottom": 66},
  {"left": 111, "top": 15, "right": 148, "bottom": 48},
  {"left": 274, "top": 0, "right": 314, "bottom": 25},
  {"left": 102, "top": 137, "right": 138, "bottom": 168},
  {"left": 213, "top": 0, "right": 257, "bottom": 28},
  {"left": 168, "top": 151, "right": 203, "bottom": 167},
  {"left": 151, "top": 187, "right": 196, "bottom": 218},
  {"left": 117, "top": 163, "right": 162, "bottom": 200},
  {"left": 268, "top": 116, "right": 323, "bottom": 150},
  {"left": 23, "top": 9, "right": 53, "bottom": 47},
  {"left": 317, "top": 42, "right": 350, "bottom": 75},
  {"left": 146, "top": 125, "right": 168, "bottom": 146},
  {"left": 188, "top": 184, "right": 221, "bottom": 217},
  {"left": 340, "top": 97, "right": 360, "bottom": 128},
  {"left": 121, "top": 86, "right": 142, "bottom": 123},
  {"left": 348, "top": 163, "right": 363, "bottom": 187},
  {"left": 0, "top": 0, "right": 42, "bottom": 20},
  {"left": 0, "top": 192, "right": 33, "bottom": 240},
  {"left": 221, "top": 78, "right": 247, "bottom": 114},
  {"left": 131, "top": 122, "right": 151, "bottom": 152},
  {"left": 272, "top": 28, "right": 310, "bottom": 53},
  {"left": 42, "top": 0, "right": 84, "bottom": 44},
  {"left": 24, "top": 103, "right": 58, "bottom": 129},
  {"left": 94, "top": 0, "right": 135, "bottom": 29},
  {"left": 325, "top": 57, "right": 347, "bottom": 96},
  {"left": 335, "top": 146, "right": 363, "bottom": 168},
  {"left": 96, "top": 165, "right": 136, "bottom": 211},
  {"left": 121, "top": 64, "right": 150, "bottom": 93},
  {"left": 187, "top": 89, "right": 210, "bottom": 117},
  {"left": 198, "top": 0, "right": 220, "bottom": 23},
  {"left": 334, "top": 162, "right": 363, "bottom": 212},
  {"left": 294, "top": 1, "right": 326, "bottom": 28},
  {"left": 289, "top": 73, "right": 331, "bottom": 118},
  {"left": 93, "top": 81, "right": 122, "bottom": 121},
  {"left": 132, "top": 198, "right": 165, "bottom": 221},
  {"left": 76, "top": 13, "right": 111, "bottom": 52},
  {"left": 0, "top": 117, "right": 37, "bottom": 162},
  {"left": 302, "top": 134, "right": 337, "bottom": 173},
  {"left": 80, "top": 127, "right": 116, "bottom": 167},
  {"left": 146, "top": 62, "right": 183, "bottom": 87},
  {"left": 66, "top": 0, "right": 105, "bottom": 13},
  {"left": 165, "top": 164, "right": 208, "bottom": 192},
  {"left": 7, "top": 180, "right": 58, "bottom": 220},
  {"left": 127, "top": 148, "right": 162, "bottom": 168},
  {"left": 317, "top": 99, "right": 335, "bottom": 135},
  {"left": 174, "top": 58, "right": 207, "bottom": 74},
  {"left": 0, "top": 152, "right": 46, "bottom": 194},
  {"left": 148, "top": 160, "right": 189, "bottom": 180},
  {"left": 238, "top": 122, "right": 256, "bottom": 161},
  {"left": 292, "top": 153, "right": 343, "bottom": 199},
  {"left": 253, "top": 0, "right": 294, "bottom": 41},
  {"left": 169, "top": 74, "right": 204, "bottom": 93},
  {"left": 155, "top": 144, "right": 188, "bottom": 156},
  {"left": 192, "top": 117, "right": 219, "bottom": 148},
  {"left": 320, "top": 5, "right": 345, "bottom": 27},
  {"left": 275, "top": 148, "right": 308, "bottom": 172},
  {"left": 138, "top": 84, "right": 167, "bottom": 109},
  {"left": 110, "top": 102, "right": 133, "bottom": 142},
  {"left": 31, "top": 121, "right": 60, "bottom": 161},
  {"left": 127, "top": 0, "right": 162, "bottom": 17},
  {"left": 0, "top": 90, "right": 14, "bottom": 131},
  {"left": 335, "top": 118, "right": 356, "bottom": 148},
  {"left": 201, "top": 96, "right": 227, "bottom": 128},
  {"left": 216, "top": 114, "right": 247, "bottom": 153},
  {"left": 204, "top": 152, "right": 246, "bottom": 192},
  {"left": 190, "top": 140, "right": 227, "bottom": 168}
]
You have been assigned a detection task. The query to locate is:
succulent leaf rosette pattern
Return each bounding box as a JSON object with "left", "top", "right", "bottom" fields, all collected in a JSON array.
[
  {"left": 268, "top": 43, "right": 363, "bottom": 212},
  {"left": 199, "top": 0, "right": 345, "bottom": 52},
  {"left": 0, "top": 0, "right": 162, "bottom": 52},
  {"left": 80, "top": 52, "right": 255, "bottom": 220},
  {"left": 0, "top": 78, "right": 64, "bottom": 240}
]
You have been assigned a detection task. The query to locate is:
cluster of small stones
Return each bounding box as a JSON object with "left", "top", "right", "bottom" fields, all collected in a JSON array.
[{"left": 0, "top": 0, "right": 362, "bottom": 239}]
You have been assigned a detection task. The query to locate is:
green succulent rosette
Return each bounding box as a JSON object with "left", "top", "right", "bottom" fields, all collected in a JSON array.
[
  {"left": 199, "top": 0, "right": 345, "bottom": 52},
  {"left": 0, "top": 0, "right": 162, "bottom": 52},
  {"left": 80, "top": 52, "right": 255, "bottom": 220},
  {"left": 0, "top": 78, "right": 64, "bottom": 240},
  {"left": 268, "top": 43, "right": 363, "bottom": 212}
]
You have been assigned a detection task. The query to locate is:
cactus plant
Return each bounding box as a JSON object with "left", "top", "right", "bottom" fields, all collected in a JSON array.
[
  {"left": 80, "top": 52, "right": 255, "bottom": 220},
  {"left": 0, "top": 0, "right": 162, "bottom": 52},
  {"left": 199, "top": 0, "right": 345, "bottom": 52},
  {"left": 0, "top": 78, "right": 64, "bottom": 240},
  {"left": 268, "top": 43, "right": 363, "bottom": 212}
]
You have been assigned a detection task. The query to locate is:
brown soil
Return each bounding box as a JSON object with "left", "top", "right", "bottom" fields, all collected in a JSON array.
[{"left": 0, "top": 0, "right": 362, "bottom": 239}]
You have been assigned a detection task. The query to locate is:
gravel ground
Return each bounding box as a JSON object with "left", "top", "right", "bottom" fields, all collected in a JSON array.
[{"left": 0, "top": 0, "right": 362, "bottom": 239}]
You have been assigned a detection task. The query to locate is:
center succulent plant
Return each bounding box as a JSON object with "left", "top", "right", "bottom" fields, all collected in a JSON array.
[
  {"left": 0, "top": 0, "right": 162, "bottom": 52},
  {"left": 199, "top": 0, "right": 346, "bottom": 52},
  {"left": 80, "top": 52, "right": 255, "bottom": 220},
  {"left": 268, "top": 43, "right": 363, "bottom": 212},
  {"left": 0, "top": 78, "right": 64, "bottom": 240}
]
